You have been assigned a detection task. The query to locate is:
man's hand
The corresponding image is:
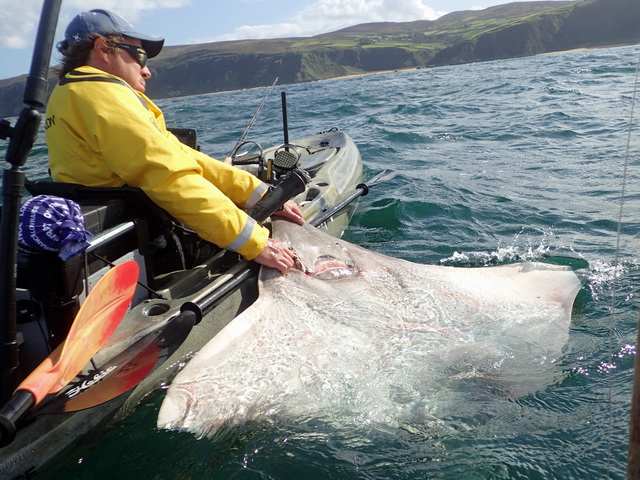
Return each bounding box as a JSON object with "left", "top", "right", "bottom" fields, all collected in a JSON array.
[
  {"left": 253, "top": 237, "right": 298, "bottom": 275},
  {"left": 272, "top": 200, "right": 304, "bottom": 225}
]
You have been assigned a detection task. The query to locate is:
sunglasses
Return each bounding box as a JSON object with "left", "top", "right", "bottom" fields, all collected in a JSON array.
[{"left": 115, "top": 43, "right": 148, "bottom": 68}]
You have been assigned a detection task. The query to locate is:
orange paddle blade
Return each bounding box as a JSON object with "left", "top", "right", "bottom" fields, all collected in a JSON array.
[
  {"left": 59, "top": 340, "right": 159, "bottom": 412},
  {"left": 18, "top": 261, "right": 139, "bottom": 404}
]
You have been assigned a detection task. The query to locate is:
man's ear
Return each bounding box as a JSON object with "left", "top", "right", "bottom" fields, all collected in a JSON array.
[{"left": 91, "top": 36, "right": 111, "bottom": 64}]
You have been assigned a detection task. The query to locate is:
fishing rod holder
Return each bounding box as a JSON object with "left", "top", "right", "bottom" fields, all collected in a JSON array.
[
  {"left": 2, "top": 108, "right": 42, "bottom": 169},
  {"left": 0, "top": 0, "right": 61, "bottom": 402},
  {"left": 248, "top": 168, "right": 310, "bottom": 223}
]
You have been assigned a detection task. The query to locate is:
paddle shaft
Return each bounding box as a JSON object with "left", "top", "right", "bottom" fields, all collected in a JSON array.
[
  {"left": 311, "top": 169, "right": 397, "bottom": 228},
  {"left": 0, "top": 261, "right": 139, "bottom": 446}
]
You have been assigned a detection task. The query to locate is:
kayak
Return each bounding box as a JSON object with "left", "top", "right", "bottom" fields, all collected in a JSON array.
[
  {"left": 0, "top": 127, "right": 364, "bottom": 478},
  {"left": 234, "top": 128, "right": 364, "bottom": 238}
]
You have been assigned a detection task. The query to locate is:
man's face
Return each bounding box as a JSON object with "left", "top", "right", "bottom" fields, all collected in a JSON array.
[{"left": 106, "top": 37, "right": 151, "bottom": 93}]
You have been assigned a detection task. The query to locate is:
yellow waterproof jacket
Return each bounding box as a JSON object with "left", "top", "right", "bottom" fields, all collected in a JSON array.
[{"left": 45, "top": 66, "right": 270, "bottom": 260}]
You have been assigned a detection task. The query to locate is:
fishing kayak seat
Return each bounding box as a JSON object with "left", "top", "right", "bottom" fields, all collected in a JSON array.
[
  {"left": 15, "top": 193, "right": 144, "bottom": 349},
  {"left": 23, "top": 180, "right": 215, "bottom": 273},
  {"left": 271, "top": 145, "right": 301, "bottom": 177},
  {"left": 17, "top": 180, "right": 219, "bottom": 350},
  {"left": 24, "top": 180, "right": 171, "bottom": 236}
]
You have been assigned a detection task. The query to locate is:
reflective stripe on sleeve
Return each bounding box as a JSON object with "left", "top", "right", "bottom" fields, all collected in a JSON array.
[
  {"left": 226, "top": 216, "right": 257, "bottom": 253},
  {"left": 245, "top": 183, "right": 269, "bottom": 209}
]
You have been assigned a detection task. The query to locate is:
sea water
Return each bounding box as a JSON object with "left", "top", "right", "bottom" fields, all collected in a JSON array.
[{"left": 3, "top": 44, "right": 640, "bottom": 479}]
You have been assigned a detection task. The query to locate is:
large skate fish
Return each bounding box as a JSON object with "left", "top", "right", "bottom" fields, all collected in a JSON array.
[{"left": 157, "top": 219, "right": 582, "bottom": 437}]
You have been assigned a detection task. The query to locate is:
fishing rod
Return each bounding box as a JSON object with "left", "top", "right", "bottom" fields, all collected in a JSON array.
[
  {"left": 227, "top": 77, "right": 279, "bottom": 159},
  {"left": 625, "top": 45, "right": 640, "bottom": 480}
]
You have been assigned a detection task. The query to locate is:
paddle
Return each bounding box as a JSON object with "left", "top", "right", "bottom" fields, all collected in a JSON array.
[
  {"left": 35, "top": 309, "right": 197, "bottom": 414},
  {"left": 310, "top": 168, "right": 397, "bottom": 228},
  {"left": 0, "top": 260, "right": 139, "bottom": 446}
]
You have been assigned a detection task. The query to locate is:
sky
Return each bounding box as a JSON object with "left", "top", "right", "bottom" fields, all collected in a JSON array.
[{"left": 0, "top": 0, "right": 571, "bottom": 80}]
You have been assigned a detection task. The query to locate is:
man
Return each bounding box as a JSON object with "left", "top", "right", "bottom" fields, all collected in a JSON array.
[{"left": 45, "top": 9, "right": 303, "bottom": 275}]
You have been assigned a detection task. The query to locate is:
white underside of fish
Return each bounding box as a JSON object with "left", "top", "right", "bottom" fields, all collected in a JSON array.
[{"left": 157, "top": 220, "right": 582, "bottom": 438}]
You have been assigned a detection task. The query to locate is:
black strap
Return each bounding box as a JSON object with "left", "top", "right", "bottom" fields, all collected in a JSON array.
[{"left": 58, "top": 70, "right": 149, "bottom": 110}]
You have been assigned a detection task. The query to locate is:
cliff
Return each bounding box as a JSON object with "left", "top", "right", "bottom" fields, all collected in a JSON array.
[{"left": 430, "top": 0, "right": 640, "bottom": 65}]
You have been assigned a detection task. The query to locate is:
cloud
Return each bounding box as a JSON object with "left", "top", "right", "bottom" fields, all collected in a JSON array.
[
  {"left": 61, "top": 0, "right": 192, "bottom": 23},
  {"left": 209, "top": 0, "right": 447, "bottom": 42},
  {"left": 0, "top": 0, "right": 445, "bottom": 52},
  {"left": 0, "top": 0, "right": 190, "bottom": 49},
  {"left": 0, "top": 0, "right": 41, "bottom": 49}
]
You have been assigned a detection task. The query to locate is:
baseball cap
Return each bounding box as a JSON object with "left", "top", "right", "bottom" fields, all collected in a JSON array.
[{"left": 65, "top": 9, "right": 165, "bottom": 58}]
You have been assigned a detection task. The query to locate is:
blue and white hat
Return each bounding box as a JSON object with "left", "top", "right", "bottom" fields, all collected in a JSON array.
[
  {"left": 18, "top": 195, "right": 93, "bottom": 261},
  {"left": 64, "top": 9, "right": 165, "bottom": 58}
]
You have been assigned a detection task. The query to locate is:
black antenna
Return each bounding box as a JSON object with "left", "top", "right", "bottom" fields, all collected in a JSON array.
[{"left": 281, "top": 91, "right": 289, "bottom": 146}]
